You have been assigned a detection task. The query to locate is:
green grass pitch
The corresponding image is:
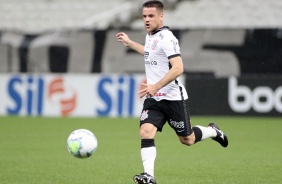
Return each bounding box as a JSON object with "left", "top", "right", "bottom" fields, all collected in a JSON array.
[{"left": 0, "top": 116, "right": 281, "bottom": 184}]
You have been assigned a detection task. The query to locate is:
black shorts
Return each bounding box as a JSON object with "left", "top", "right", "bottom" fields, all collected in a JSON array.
[{"left": 140, "top": 98, "right": 192, "bottom": 136}]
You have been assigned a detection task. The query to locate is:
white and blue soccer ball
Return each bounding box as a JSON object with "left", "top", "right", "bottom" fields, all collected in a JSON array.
[{"left": 67, "top": 129, "right": 98, "bottom": 158}]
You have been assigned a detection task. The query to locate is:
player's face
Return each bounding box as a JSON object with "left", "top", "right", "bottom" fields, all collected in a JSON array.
[{"left": 142, "top": 7, "right": 163, "bottom": 34}]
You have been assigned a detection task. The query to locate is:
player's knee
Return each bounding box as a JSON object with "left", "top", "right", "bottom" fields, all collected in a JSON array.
[
  {"left": 179, "top": 137, "right": 195, "bottom": 146},
  {"left": 139, "top": 123, "right": 157, "bottom": 139},
  {"left": 180, "top": 139, "right": 194, "bottom": 146},
  {"left": 140, "top": 128, "right": 152, "bottom": 139}
]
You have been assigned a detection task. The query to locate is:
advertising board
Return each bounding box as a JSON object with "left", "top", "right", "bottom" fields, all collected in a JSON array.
[
  {"left": 0, "top": 74, "right": 147, "bottom": 117},
  {"left": 186, "top": 76, "right": 282, "bottom": 116}
]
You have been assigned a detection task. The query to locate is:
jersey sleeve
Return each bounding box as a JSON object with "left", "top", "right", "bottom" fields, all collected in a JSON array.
[{"left": 160, "top": 33, "right": 181, "bottom": 59}]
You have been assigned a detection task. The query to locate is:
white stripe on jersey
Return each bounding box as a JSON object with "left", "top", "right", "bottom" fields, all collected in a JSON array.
[{"left": 144, "top": 28, "right": 188, "bottom": 101}]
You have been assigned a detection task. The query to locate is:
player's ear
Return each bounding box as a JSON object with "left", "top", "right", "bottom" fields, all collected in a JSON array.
[{"left": 159, "top": 12, "right": 164, "bottom": 21}]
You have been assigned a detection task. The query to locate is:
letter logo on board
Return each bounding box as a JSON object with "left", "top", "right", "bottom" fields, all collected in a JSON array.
[
  {"left": 48, "top": 77, "right": 77, "bottom": 116},
  {"left": 228, "top": 77, "right": 282, "bottom": 113}
]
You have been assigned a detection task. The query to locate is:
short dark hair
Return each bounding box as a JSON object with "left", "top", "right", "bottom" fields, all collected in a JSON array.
[{"left": 142, "top": 0, "right": 164, "bottom": 12}]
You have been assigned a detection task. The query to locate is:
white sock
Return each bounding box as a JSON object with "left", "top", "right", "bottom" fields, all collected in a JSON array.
[
  {"left": 141, "top": 147, "right": 156, "bottom": 177},
  {"left": 195, "top": 125, "right": 217, "bottom": 140}
]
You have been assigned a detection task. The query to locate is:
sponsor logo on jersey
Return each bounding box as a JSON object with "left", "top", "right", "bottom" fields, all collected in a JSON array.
[
  {"left": 145, "top": 60, "right": 158, "bottom": 65},
  {"left": 171, "top": 40, "right": 179, "bottom": 53},
  {"left": 154, "top": 92, "right": 166, "bottom": 96},
  {"left": 144, "top": 51, "right": 149, "bottom": 59}
]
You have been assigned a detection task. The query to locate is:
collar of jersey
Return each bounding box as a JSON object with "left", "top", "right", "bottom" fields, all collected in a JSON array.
[{"left": 151, "top": 26, "right": 169, "bottom": 35}]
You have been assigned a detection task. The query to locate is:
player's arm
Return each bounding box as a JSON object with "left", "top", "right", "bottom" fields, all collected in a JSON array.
[
  {"left": 116, "top": 32, "right": 144, "bottom": 55},
  {"left": 139, "top": 56, "right": 184, "bottom": 98},
  {"left": 154, "top": 56, "right": 184, "bottom": 90}
]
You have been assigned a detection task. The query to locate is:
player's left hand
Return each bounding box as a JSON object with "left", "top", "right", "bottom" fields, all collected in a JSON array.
[{"left": 138, "top": 82, "right": 159, "bottom": 98}]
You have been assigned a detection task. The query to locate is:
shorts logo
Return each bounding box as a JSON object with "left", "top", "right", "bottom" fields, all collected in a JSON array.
[
  {"left": 140, "top": 110, "right": 149, "bottom": 121},
  {"left": 169, "top": 119, "right": 184, "bottom": 129}
]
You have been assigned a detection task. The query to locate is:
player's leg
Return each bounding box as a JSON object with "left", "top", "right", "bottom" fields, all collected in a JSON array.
[
  {"left": 178, "top": 124, "right": 228, "bottom": 147},
  {"left": 139, "top": 123, "right": 158, "bottom": 177},
  {"left": 207, "top": 122, "right": 228, "bottom": 147},
  {"left": 134, "top": 123, "right": 158, "bottom": 184},
  {"left": 166, "top": 99, "right": 228, "bottom": 147},
  {"left": 180, "top": 123, "right": 228, "bottom": 147},
  {"left": 179, "top": 118, "right": 228, "bottom": 147},
  {"left": 178, "top": 122, "right": 218, "bottom": 146},
  {"left": 133, "top": 99, "right": 165, "bottom": 184},
  {"left": 163, "top": 99, "right": 196, "bottom": 145}
]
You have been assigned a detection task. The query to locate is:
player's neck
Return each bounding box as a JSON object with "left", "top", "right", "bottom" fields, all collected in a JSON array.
[{"left": 149, "top": 26, "right": 169, "bottom": 35}]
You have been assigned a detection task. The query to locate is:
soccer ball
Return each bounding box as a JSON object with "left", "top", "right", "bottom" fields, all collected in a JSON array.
[{"left": 67, "top": 129, "right": 98, "bottom": 158}]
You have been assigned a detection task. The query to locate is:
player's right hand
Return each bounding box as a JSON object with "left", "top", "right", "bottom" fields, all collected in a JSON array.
[{"left": 116, "top": 32, "right": 131, "bottom": 47}]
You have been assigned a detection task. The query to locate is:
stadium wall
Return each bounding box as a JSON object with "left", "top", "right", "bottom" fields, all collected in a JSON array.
[
  {"left": 0, "top": 29, "right": 282, "bottom": 117},
  {"left": 0, "top": 74, "right": 281, "bottom": 117},
  {"left": 0, "top": 74, "right": 147, "bottom": 117},
  {"left": 0, "top": 29, "right": 282, "bottom": 76},
  {"left": 186, "top": 76, "right": 282, "bottom": 117}
]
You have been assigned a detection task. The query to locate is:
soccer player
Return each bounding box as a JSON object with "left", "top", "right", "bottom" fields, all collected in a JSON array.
[{"left": 116, "top": 1, "right": 228, "bottom": 184}]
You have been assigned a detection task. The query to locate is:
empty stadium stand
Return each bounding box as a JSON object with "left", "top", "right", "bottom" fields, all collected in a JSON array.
[
  {"left": 0, "top": 0, "right": 138, "bottom": 34},
  {"left": 1, "top": 0, "right": 281, "bottom": 33},
  {"left": 131, "top": 0, "right": 282, "bottom": 29},
  {"left": 0, "top": 0, "right": 281, "bottom": 76}
]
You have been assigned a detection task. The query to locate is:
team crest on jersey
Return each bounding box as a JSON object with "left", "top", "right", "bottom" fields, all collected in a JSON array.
[
  {"left": 151, "top": 39, "right": 159, "bottom": 50},
  {"left": 140, "top": 110, "right": 149, "bottom": 121}
]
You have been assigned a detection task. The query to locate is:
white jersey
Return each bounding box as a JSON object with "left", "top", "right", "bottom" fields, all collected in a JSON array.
[{"left": 144, "top": 27, "right": 188, "bottom": 101}]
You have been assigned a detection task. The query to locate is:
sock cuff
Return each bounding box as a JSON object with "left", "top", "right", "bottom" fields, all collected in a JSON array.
[
  {"left": 192, "top": 127, "right": 202, "bottom": 143},
  {"left": 141, "top": 139, "right": 155, "bottom": 148}
]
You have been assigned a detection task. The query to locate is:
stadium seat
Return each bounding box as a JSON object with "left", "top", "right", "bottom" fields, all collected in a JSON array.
[
  {"left": 0, "top": 32, "right": 24, "bottom": 72},
  {"left": 0, "top": 45, "right": 9, "bottom": 73}
]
